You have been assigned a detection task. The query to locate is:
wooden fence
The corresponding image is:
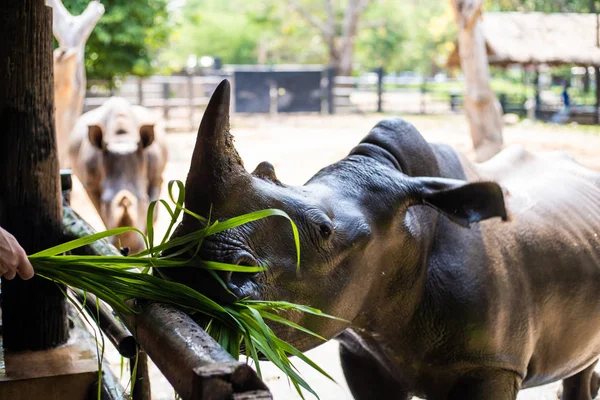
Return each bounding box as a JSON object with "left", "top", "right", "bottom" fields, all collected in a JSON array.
[
  {"left": 85, "top": 75, "right": 227, "bottom": 131},
  {"left": 85, "top": 69, "right": 585, "bottom": 131}
]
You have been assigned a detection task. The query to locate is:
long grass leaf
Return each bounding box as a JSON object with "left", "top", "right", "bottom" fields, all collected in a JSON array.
[{"left": 29, "top": 179, "right": 337, "bottom": 398}]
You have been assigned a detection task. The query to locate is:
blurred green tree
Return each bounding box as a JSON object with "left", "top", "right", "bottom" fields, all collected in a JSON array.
[
  {"left": 159, "top": 0, "right": 262, "bottom": 70},
  {"left": 61, "top": 0, "right": 172, "bottom": 81},
  {"left": 485, "top": 0, "right": 596, "bottom": 12},
  {"left": 160, "top": 0, "right": 457, "bottom": 76},
  {"left": 286, "top": 0, "right": 374, "bottom": 76},
  {"left": 355, "top": 0, "right": 455, "bottom": 76},
  {"left": 353, "top": 2, "right": 407, "bottom": 73}
]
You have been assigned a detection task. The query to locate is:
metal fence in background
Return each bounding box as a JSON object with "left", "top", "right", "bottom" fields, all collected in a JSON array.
[
  {"left": 85, "top": 66, "right": 588, "bottom": 132},
  {"left": 85, "top": 74, "right": 227, "bottom": 131},
  {"left": 85, "top": 70, "right": 464, "bottom": 132}
]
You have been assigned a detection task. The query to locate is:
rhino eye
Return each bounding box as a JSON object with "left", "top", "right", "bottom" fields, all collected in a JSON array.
[{"left": 319, "top": 223, "right": 333, "bottom": 239}]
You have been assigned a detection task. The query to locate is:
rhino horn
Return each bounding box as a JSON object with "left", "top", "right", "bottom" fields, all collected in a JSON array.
[{"left": 184, "top": 79, "right": 249, "bottom": 217}]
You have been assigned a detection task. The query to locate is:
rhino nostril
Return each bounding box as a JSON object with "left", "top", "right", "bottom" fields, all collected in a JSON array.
[
  {"left": 119, "top": 196, "right": 132, "bottom": 209},
  {"left": 226, "top": 254, "right": 260, "bottom": 288}
]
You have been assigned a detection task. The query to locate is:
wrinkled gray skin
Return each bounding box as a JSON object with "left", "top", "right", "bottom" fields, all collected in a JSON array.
[
  {"left": 69, "top": 97, "right": 168, "bottom": 254},
  {"left": 165, "top": 80, "right": 600, "bottom": 400}
]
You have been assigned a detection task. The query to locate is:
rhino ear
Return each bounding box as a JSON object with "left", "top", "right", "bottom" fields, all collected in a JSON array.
[
  {"left": 88, "top": 124, "right": 105, "bottom": 150},
  {"left": 408, "top": 177, "right": 507, "bottom": 227},
  {"left": 252, "top": 161, "right": 282, "bottom": 185},
  {"left": 139, "top": 124, "right": 155, "bottom": 148}
]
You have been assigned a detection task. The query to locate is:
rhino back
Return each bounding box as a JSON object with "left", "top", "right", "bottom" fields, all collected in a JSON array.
[
  {"left": 348, "top": 127, "right": 600, "bottom": 389},
  {"left": 417, "top": 144, "right": 600, "bottom": 387}
]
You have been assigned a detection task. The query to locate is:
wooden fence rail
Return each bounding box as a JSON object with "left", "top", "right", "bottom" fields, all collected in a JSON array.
[{"left": 84, "top": 69, "right": 594, "bottom": 126}]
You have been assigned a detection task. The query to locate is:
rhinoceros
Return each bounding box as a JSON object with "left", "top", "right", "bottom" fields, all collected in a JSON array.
[
  {"left": 165, "top": 80, "right": 600, "bottom": 400},
  {"left": 69, "top": 97, "right": 168, "bottom": 254}
]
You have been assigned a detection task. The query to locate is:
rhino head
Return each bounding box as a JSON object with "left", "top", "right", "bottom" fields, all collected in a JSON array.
[
  {"left": 164, "top": 80, "right": 506, "bottom": 350},
  {"left": 86, "top": 98, "right": 158, "bottom": 254}
]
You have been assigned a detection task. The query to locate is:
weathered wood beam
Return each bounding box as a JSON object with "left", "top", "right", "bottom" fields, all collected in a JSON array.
[
  {"left": 71, "top": 289, "right": 137, "bottom": 358},
  {"left": 0, "top": 0, "right": 69, "bottom": 351},
  {"left": 596, "top": 66, "right": 600, "bottom": 124},
  {"left": 62, "top": 200, "right": 272, "bottom": 400},
  {"left": 121, "top": 301, "right": 270, "bottom": 400}
]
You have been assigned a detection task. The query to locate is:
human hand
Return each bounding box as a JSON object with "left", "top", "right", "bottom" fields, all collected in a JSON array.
[{"left": 0, "top": 226, "right": 34, "bottom": 280}]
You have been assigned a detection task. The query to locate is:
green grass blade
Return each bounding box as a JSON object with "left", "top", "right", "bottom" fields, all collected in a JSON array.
[
  {"left": 29, "top": 179, "right": 338, "bottom": 399},
  {"left": 258, "top": 310, "right": 327, "bottom": 341},
  {"left": 30, "top": 227, "right": 145, "bottom": 257}
]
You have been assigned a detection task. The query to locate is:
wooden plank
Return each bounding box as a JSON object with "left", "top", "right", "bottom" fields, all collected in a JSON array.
[{"left": 0, "top": 323, "right": 98, "bottom": 400}]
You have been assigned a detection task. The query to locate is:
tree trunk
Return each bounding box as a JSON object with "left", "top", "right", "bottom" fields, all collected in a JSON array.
[
  {"left": 46, "top": 0, "right": 104, "bottom": 168},
  {"left": 451, "top": 0, "right": 503, "bottom": 162},
  {"left": 0, "top": 0, "right": 69, "bottom": 350},
  {"left": 336, "top": 0, "right": 370, "bottom": 77},
  {"left": 289, "top": 0, "right": 370, "bottom": 77}
]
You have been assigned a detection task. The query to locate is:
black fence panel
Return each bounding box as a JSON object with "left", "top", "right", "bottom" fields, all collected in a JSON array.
[{"left": 233, "top": 70, "right": 323, "bottom": 113}]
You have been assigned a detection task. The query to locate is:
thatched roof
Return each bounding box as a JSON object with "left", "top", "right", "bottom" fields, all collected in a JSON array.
[{"left": 447, "top": 12, "right": 600, "bottom": 67}]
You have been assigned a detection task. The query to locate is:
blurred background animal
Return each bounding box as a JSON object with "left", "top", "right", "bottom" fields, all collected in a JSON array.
[{"left": 69, "top": 97, "right": 168, "bottom": 254}]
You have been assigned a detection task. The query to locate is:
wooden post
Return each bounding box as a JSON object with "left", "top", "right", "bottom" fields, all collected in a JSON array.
[
  {"left": 46, "top": 0, "right": 104, "bottom": 168},
  {"left": 326, "top": 67, "right": 335, "bottom": 115},
  {"left": 376, "top": 66, "right": 384, "bottom": 113},
  {"left": 522, "top": 65, "right": 527, "bottom": 108},
  {"left": 499, "top": 93, "right": 507, "bottom": 113},
  {"left": 450, "top": 0, "right": 503, "bottom": 162},
  {"left": 595, "top": 66, "right": 600, "bottom": 124},
  {"left": 420, "top": 80, "right": 427, "bottom": 114},
  {"left": 0, "top": 0, "right": 69, "bottom": 350},
  {"left": 188, "top": 73, "right": 195, "bottom": 131},
  {"left": 534, "top": 67, "right": 541, "bottom": 120},
  {"left": 162, "top": 81, "right": 170, "bottom": 122},
  {"left": 131, "top": 351, "right": 152, "bottom": 400},
  {"left": 137, "top": 77, "right": 144, "bottom": 106}
]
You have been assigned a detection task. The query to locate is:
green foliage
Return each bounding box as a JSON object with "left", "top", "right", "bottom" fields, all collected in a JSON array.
[
  {"left": 160, "top": 0, "right": 330, "bottom": 68},
  {"left": 30, "top": 180, "right": 341, "bottom": 398},
  {"left": 65, "top": 0, "right": 600, "bottom": 80},
  {"left": 160, "top": 0, "right": 259, "bottom": 68},
  {"left": 485, "top": 0, "right": 597, "bottom": 12},
  {"left": 354, "top": 2, "right": 407, "bottom": 72},
  {"left": 355, "top": 0, "right": 456, "bottom": 75},
  {"left": 61, "top": 0, "right": 172, "bottom": 80},
  {"left": 402, "top": 0, "right": 456, "bottom": 75},
  {"left": 247, "top": 1, "right": 328, "bottom": 65},
  {"left": 161, "top": 0, "right": 456, "bottom": 75}
]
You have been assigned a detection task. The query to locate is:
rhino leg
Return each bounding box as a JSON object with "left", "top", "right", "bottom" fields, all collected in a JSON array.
[
  {"left": 559, "top": 360, "right": 599, "bottom": 400},
  {"left": 444, "top": 370, "right": 520, "bottom": 400},
  {"left": 338, "top": 342, "right": 410, "bottom": 400}
]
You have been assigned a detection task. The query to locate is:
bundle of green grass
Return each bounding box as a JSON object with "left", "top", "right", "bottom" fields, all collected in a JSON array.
[{"left": 29, "top": 180, "right": 338, "bottom": 398}]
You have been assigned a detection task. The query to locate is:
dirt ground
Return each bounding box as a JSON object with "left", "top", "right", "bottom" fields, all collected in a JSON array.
[{"left": 70, "top": 113, "right": 600, "bottom": 399}]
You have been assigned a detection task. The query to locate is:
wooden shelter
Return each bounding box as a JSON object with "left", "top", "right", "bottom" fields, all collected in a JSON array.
[
  {"left": 447, "top": 11, "right": 600, "bottom": 124},
  {"left": 447, "top": 12, "right": 600, "bottom": 68}
]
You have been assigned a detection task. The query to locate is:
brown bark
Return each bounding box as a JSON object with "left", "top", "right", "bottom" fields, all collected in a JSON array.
[
  {"left": 289, "top": 0, "right": 371, "bottom": 76},
  {"left": 337, "top": 0, "right": 371, "bottom": 76},
  {"left": 451, "top": 0, "right": 503, "bottom": 162},
  {"left": 46, "top": 0, "right": 104, "bottom": 168},
  {"left": 0, "top": 0, "right": 69, "bottom": 350}
]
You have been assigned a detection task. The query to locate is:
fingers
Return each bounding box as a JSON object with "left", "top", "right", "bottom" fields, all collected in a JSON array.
[
  {"left": 0, "top": 226, "right": 34, "bottom": 281},
  {"left": 0, "top": 247, "right": 32, "bottom": 280},
  {"left": 3, "top": 269, "right": 16, "bottom": 280},
  {"left": 17, "top": 253, "right": 34, "bottom": 280}
]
